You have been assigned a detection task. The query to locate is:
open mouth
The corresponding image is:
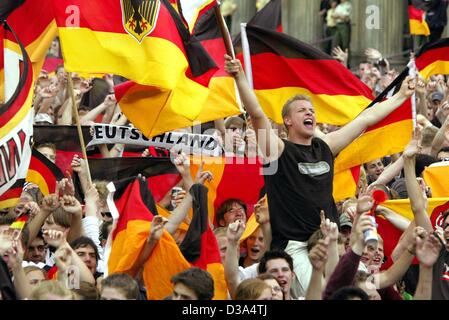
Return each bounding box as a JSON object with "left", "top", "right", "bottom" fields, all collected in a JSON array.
[
  {"left": 303, "top": 119, "right": 313, "bottom": 129},
  {"left": 249, "top": 248, "right": 260, "bottom": 256}
]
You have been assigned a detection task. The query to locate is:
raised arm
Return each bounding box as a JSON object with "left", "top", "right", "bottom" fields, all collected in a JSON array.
[
  {"left": 224, "top": 220, "right": 246, "bottom": 299},
  {"left": 224, "top": 55, "right": 283, "bottom": 161},
  {"left": 371, "top": 156, "right": 404, "bottom": 186},
  {"left": 254, "top": 198, "right": 271, "bottom": 250},
  {"left": 323, "top": 76, "right": 415, "bottom": 156},
  {"left": 430, "top": 116, "right": 449, "bottom": 157},
  {"left": 403, "top": 130, "right": 433, "bottom": 232},
  {"left": 306, "top": 237, "right": 329, "bottom": 300}
]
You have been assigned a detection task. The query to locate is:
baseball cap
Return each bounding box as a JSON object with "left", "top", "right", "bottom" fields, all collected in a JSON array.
[
  {"left": 431, "top": 91, "right": 444, "bottom": 102},
  {"left": 339, "top": 214, "right": 352, "bottom": 228}
]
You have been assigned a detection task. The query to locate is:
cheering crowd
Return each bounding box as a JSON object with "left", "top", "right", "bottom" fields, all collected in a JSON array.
[{"left": 1, "top": 0, "right": 449, "bottom": 301}]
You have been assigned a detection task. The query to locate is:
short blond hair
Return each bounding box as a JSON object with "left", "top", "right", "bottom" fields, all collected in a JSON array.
[
  {"left": 281, "top": 95, "right": 312, "bottom": 119},
  {"left": 30, "top": 280, "right": 77, "bottom": 300}
]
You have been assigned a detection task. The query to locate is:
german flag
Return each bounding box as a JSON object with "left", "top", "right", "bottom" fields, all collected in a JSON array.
[
  {"left": 10, "top": 213, "right": 28, "bottom": 230},
  {"left": 248, "top": 0, "right": 282, "bottom": 32},
  {"left": 54, "top": 0, "right": 220, "bottom": 123},
  {"left": 106, "top": 176, "right": 191, "bottom": 300},
  {"left": 0, "top": 21, "right": 34, "bottom": 210},
  {"left": 334, "top": 68, "right": 413, "bottom": 173},
  {"left": 415, "top": 37, "right": 449, "bottom": 80},
  {"left": 26, "top": 148, "right": 64, "bottom": 196},
  {"left": 115, "top": 0, "right": 240, "bottom": 138},
  {"left": 408, "top": 2, "right": 430, "bottom": 36},
  {"left": 423, "top": 164, "right": 449, "bottom": 198},
  {"left": 378, "top": 198, "right": 449, "bottom": 269},
  {"left": 234, "top": 25, "right": 374, "bottom": 126},
  {"left": 1, "top": 0, "right": 57, "bottom": 102},
  {"left": 333, "top": 166, "right": 361, "bottom": 202},
  {"left": 0, "top": 180, "right": 23, "bottom": 209},
  {"left": 179, "top": 184, "right": 227, "bottom": 299},
  {"left": 175, "top": 0, "right": 217, "bottom": 32}
]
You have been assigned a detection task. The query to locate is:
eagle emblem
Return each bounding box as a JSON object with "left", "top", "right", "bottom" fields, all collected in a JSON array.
[{"left": 121, "top": 0, "right": 161, "bottom": 43}]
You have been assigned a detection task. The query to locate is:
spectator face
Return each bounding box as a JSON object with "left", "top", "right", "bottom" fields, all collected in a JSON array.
[
  {"left": 42, "top": 216, "right": 66, "bottom": 234},
  {"left": 25, "top": 238, "right": 47, "bottom": 264},
  {"left": 100, "top": 287, "right": 128, "bottom": 300},
  {"left": 361, "top": 243, "right": 376, "bottom": 266},
  {"left": 263, "top": 278, "right": 283, "bottom": 300},
  {"left": 26, "top": 270, "right": 46, "bottom": 289},
  {"left": 257, "top": 287, "right": 273, "bottom": 300},
  {"left": 284, "top": 100, "right": 316, "bottom": 139},
  {"left": 74, "top": 245, "right": 97, "bottom": 274},
  {"left": 367, "top": 241, "right": 384, "bottom": 269},
  {"left": 365, "top": 159, "right": 384, "bottom": 181},
  {"left": 37, "top": 146, "right": 56, "bottom": 163},
  {"left": 172, "top": 282, "right": 198, "bottom": 300},
  {"left": 359, "top": 63, "right": 372, "bottom": 76},
  {"left": 245, "top": 228, "right": 266, "bottom": 263},
  {"left": 222, "top": 202, "right": 246, "bottom": 226},
  {"left": 265, "top": 258, "right": 294, "bottom": 296}
]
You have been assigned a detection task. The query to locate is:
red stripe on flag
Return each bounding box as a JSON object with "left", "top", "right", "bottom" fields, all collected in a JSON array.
[
  {"left": 415, "top": 47, "right": 449, "bottom": 71},
  {"left": 365, "top": 99, "right": 412, "bottom": 133}
]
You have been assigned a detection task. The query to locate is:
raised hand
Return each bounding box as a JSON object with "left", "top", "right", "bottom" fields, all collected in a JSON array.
[
  {"left": 104, "top": 94, "right": 117, "bottom": 107},
  {"left": 71, "top": 154, "right": 86, "bottom": 174},
  {"left": 403, "top": 127, "right": 422, "bottom": 159},
  {"left": 149, "top": 216, "right": 168, "bottom": 242},
  {"left": 309, "top": 237, "right": 330, "bottom": 271},
  {"left": 332, "top": 46, "right": 348, "bottom": 66},
  {"left": 6, "top": 240, "right": 24, "bottom": 271},
  {"left": 254, "top": 197, "right": 270, "bottom": 225},
  {"left": 356, "top": 195, "right": 374, "bottom": 214},
  {"left": 227, "top": 219, "right": 246, "bottom": 244},
  {"left": 172, "top": 189, "right": 187, "bottom": 208},
  {"left": 0, "top": 229, "right": 14, "bottom": 256},
  {"left": 43, "top": 229, "right": 68, "bottom": 248},
  {"left": 41, "top": 193, "right": 60, "bottom": 212},
  {"left": 320, "top": 210, "right": 338, "bottom": 242},
  {"left": 24, "top": 201, "right": 41, "bottom": 220},
  {"left": 224, "top": 54, "right": 244, "bottom": 79},
  {"left": 60, "top": 195, "right": 82, "bottom": 216},
  {"left": 365, "top": 48, "right": 383, "bottom": 61},
  {"left": 399, "top": 76, "right": 416, "bottom": 99},
  {"left": 172, "top": 152, "right": 190, "bottom": 177},
  {"left": 54, "top": 246, "right": 73, "bottom": 272},
  {"left": 57, "top": 173, "right": 75, "bottom": 197},
  {"left": 416, "top": 233, "right": 442, "bottom": 268}
]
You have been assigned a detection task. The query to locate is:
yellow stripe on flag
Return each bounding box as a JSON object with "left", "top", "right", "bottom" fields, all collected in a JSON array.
[
  {"left": 333, "top": 169, "right": 357, "bottom": 202},
  {"left": 423, "top": 165, "right": 449, "bottom": 198},
  {"left": 383, "top": 198, "right": 449, "bottom": 221},
  {"left": 418, "top": 60, "right": 449, "bottom": 80},
  {"left": 410, "top": 19, "right": 430, "bottom": 36},
  {"left": 334, "top": 120, "right": 413, "bottom": 173},
  {"left": 26, "top": 169, "right": 50, "bottom": 196}
]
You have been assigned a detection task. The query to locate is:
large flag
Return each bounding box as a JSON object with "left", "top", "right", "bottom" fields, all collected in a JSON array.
[
  {"left": 379, "top": 198, "right": 449, "bottom": 269},
  {"left": 415, "top": 37, "right": 449, "bottom": 80},
  {"left": 334, "top": 68, "right": 413, "bottom": 173},
  {"left": 26, "top": 148, "right": 64, "bottom": 196},
  {"left": 54, "top": 0, "right": 221, "bottom": 123},
  {"left": 179, "top": 184, "right": 227, "bottom": 299},
  {"left": 333, "top": 166, "right": 361, "bottom": 202},
  {"left": 0, "top": 22, "right": 34, "bottom": 209},
  {"left": 408, "top": 2, "right": 430, "bottom": 36},
  {"left": 115, "top": 0, "right": 240, "bottom": 138},
  {"left": 234, "top": 25, "right": 374, "bottom": 126},
  {"left": 106, "top": 176, "right": 191, "bottom": 300},
  {"left": 423, "top": 164, "right": 449, "bottom": 198}
]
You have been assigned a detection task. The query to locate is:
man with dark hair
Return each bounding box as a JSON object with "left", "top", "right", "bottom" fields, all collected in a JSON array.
[
  {"left": 171, "top": 267, "right": 214, "bottom": 300},
  {"left": 258, "top": 250, "right": 295, "bottom": 300},
  {"left": 100, "top": 273, "right": 139, "bottom": 300},
  {"left": 70, "top": 236, "right": 100, "bottom": 278},
  {"left": 215, "top": 199, "right": 247, "bottom": 228}
]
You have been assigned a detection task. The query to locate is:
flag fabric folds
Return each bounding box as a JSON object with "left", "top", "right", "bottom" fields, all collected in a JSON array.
[
  {"left": 415, "top": 37, "right": 449, "bottom": 80},
  {"left": 115, "top": 0, "right": 240, "bottom": 138},
  {"left": 0, "top": 22, "right": 34, "bottom": 209},
  {"left": 379, "top": 198, "right": 449, "bottom": 269},
  {"left": 248, "top": 0, "right": 282, "bottom": 32},
  {"left": 26, "top": 148, "right": 64, "bottom": 196},
  {"left": 179, "top": 184, "right": 227, "bottom": 299},
  {"left": 334, "top": 67, "right": 413, "bottom": 173},
  {"left": 54, "top": 0, "right": 220, "bottom": 123},
  {"left": 234, "top": 25, "right": 374, "bottom": 126},
  {"left": 408, "top": 3, "right": 430, "bottom": 36},
  {"left": 106, "top": 176, "right": 191, "bottom": 300}
]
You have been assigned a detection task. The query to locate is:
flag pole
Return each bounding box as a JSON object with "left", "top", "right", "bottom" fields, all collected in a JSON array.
[
  {"left": 407, "top": 55, "right": 417, "bottom": 131},
  {"left": 214, "top": 3, "right": 235, "bottom": 58},
  {"left": 240, "top": 23, "right": 253, "bottom": 90},
  {"left": 67, "top": 72, "right": 93, "bottom": 186}
]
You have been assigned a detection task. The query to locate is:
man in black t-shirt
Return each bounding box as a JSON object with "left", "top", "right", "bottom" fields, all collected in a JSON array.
[{"left": 224, "top": 54, "right": 415, "bottom": 297}]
